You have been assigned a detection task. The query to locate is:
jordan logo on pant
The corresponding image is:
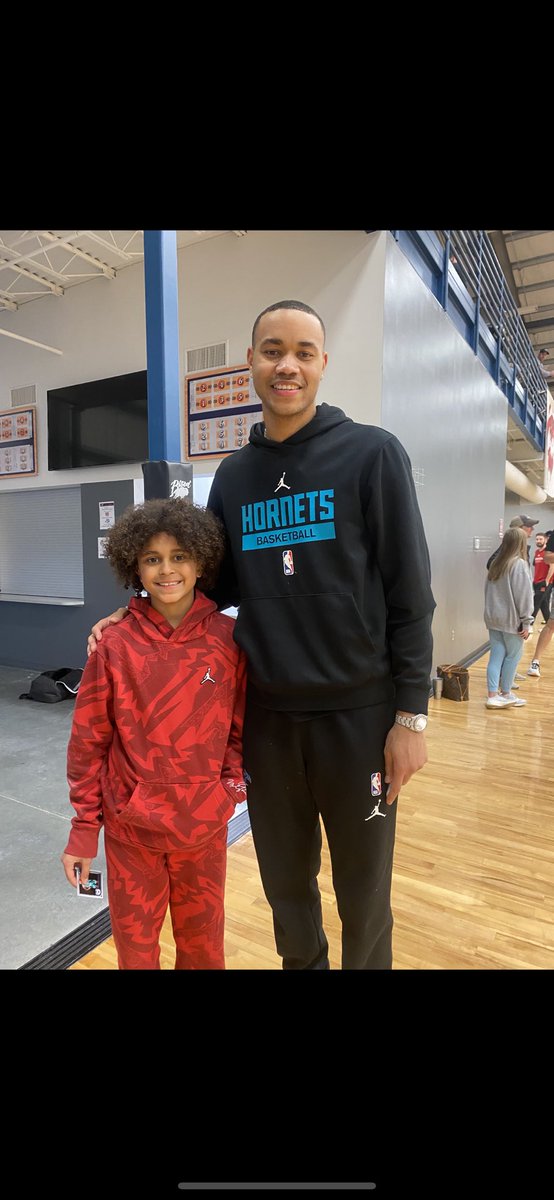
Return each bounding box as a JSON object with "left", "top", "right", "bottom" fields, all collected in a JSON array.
[{"left": 365, "top": 797, "right": 386, "bottom": 821}]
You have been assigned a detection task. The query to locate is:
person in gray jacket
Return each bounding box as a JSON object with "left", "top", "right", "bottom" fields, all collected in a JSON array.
[{"left": 484, "top": 527, "right": 533, "bottom": 709}]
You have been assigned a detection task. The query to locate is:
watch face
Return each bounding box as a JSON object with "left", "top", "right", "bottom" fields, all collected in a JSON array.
[{"left": 414, "top": 715, "right": 427, "bottom": 732}]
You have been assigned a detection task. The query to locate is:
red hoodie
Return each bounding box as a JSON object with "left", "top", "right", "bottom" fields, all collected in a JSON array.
[{"left": 65, "top": 591, "right": 247, "bottom": 858}]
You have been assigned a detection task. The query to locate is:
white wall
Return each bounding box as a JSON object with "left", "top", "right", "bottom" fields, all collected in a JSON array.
[
  {"left": 0, "top": 264, "right": 147, "bottom": 492},
  {"left": 178, "top": 229, "right": 382, "bottom": 496},
  {"left": 0, "top": 230, "right": 377, "bottom": 497}
]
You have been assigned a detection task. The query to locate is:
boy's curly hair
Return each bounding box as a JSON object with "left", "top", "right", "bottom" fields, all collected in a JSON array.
[{"left": 104, "top": 499, "right": 225, "bottom": 593}]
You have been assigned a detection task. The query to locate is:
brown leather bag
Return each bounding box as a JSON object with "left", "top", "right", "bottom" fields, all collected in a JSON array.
[{"left": 437, "top": 663, "right": 470, "bottom": 702}]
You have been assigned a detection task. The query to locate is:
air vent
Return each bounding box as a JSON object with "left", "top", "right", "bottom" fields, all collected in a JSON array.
[
  {"left": 11, "top": 384, "right": 36, "bottom": 408},
  {"left": 186, "top": 341, "right": 228, "bottom": 373}
]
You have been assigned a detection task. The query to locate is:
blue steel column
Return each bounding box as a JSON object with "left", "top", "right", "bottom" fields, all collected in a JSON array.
[{"left": 143, "top": 230, "right": 181, "bottom": 461}]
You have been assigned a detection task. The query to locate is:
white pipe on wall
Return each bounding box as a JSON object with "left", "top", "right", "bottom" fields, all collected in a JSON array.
[{"left": 505, "top": 460, "right": 547, "bottom": 505}]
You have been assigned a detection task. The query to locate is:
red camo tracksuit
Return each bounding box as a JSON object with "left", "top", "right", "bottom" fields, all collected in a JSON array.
[{"left": 65, "top": 591, "right": 247, "bottom": 969}]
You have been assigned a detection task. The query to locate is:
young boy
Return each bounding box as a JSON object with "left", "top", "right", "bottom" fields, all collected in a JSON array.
[{"left": 61, "top": 499, "right": 247, "bottom": 970}]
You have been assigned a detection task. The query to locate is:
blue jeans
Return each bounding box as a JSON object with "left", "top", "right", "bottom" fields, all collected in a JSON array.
[{"left": 486, "top": 628, "right": 524, "bottom": 694}]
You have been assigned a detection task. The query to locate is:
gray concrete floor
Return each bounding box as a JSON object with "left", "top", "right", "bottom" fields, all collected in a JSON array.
[
  {"left": 0, "top": 664, "right": 107, "bottom": 969},
  {"left": 0, "top": 662, "right": 250, "bottom": 969}
]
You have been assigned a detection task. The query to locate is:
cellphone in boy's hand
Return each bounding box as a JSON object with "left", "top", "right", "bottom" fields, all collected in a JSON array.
[{"left": 75, "top": 867, "right": 103, "bottom": 899}]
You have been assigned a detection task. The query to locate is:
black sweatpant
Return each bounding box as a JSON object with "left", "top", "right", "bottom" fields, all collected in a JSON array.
[
  {"left": 533, "top": 581, "right": 552, "bottom": 623},
  {"left": 243, "top": 697, "right": 398, "bottom": 970}
]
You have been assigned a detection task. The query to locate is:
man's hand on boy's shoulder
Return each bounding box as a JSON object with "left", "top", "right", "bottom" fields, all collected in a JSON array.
[{"left": 87, "top": 607, "right": 129, "bottom": 656}]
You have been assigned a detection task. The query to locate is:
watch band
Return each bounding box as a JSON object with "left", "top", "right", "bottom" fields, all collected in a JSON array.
[{"left": 395, "top": 713, "right": 427, "bottom": 732}]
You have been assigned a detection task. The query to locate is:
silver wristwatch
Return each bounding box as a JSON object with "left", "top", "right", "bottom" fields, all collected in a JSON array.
[{"left": 395, "top": 712, "right": 428, "bottom": 733}]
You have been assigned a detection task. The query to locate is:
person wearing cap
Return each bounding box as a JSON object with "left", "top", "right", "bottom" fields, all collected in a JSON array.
[
  {"left": 527, "top": 526, "right": 554, "bottom": 678},
  {"left": 486, "top": 515, "right": 538, "bottom": 571},
  {"left": 509, "top": 515, "right": 539, "bottom": 532},
  {"left": 536, "top": 348, "right": 553, "bottom": 381}
]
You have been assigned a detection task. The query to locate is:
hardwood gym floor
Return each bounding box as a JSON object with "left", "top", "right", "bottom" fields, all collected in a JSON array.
[{"left": 70, "top": 635, "right": 554, "bottom": 970}]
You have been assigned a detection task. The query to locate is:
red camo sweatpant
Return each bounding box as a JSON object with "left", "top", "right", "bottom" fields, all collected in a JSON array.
[{"left": 104, "top": 827, "right": 227, "bottom": 970}]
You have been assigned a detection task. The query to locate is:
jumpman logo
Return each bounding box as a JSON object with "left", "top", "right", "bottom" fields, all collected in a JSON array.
[
  {"left": 365, "top": 798, "right": 386, "bottom": 821},
  {"left": 274, "top": 472, "right": 291, "bottom": 493},
  {"left": 200, "top": 667, "right": 216, "bottom": 684}
]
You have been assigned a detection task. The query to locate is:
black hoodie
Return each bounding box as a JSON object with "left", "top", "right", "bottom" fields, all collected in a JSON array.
[{"left": 207, "top": 403, "right": 435, "bottom": 714}]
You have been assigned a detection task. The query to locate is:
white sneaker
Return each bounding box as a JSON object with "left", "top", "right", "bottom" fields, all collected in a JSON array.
[
  {"left": 515, "top": 673, "right": 526, "bottom": 680},
  {"left": 486, "top": 695, "right": 514, "bottom": 708},
  {"left": 501, "top": 692, "right": 527, "bottom": 706},
  {"left": 527, "top": 661, "right": 541, "bottom": 677}
]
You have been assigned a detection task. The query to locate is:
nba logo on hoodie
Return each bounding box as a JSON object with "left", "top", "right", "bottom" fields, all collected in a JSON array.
[
  {"left": 283, "top": 549, "right": 295, "bottom": 575},
  {"left": 370, "top": 772, "right": 381, "bottom": 797}
]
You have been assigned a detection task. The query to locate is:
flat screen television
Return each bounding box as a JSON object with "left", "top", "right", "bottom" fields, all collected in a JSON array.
[{"left": 47, "top": 370, "right": 148, "bottom": 469}]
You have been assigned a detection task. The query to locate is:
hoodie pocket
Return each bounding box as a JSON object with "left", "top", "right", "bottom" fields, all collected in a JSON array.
[
  {"left": 235, "top": 592, "right": 377, "bottom": 696},
  {"left": 115, "top": 780, "right": 235, "bottom": 846}
]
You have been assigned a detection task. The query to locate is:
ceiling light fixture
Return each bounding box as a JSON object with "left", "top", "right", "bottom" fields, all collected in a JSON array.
[{"left": 0, "top": 327, "right": 63, "bottom": 354}]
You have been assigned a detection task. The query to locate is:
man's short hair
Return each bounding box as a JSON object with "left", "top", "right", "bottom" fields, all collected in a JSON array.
[
  {"left": 251, "top": 300, "right": 326, "bottom": 348},
  {"left": 538, "top": 348, "right": 550, "bottom": 357}
]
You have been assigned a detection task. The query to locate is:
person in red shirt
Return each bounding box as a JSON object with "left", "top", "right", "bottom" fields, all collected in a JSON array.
[
  {"left": 528, "top": 528, "right": 554, "bottom": 678},
  {"left": 532, "top": 531, "right": 554, "bottom": 625},
  {"left": 60, "top": 499, "right": 247, "bottom": 969}
]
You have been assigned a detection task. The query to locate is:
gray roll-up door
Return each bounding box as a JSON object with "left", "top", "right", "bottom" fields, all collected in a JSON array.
[{"left": 0, "top": 487, "right": 83, "bottom": 598}]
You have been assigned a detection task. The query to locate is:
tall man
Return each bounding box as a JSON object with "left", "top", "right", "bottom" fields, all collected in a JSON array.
[
  {"left": 89, "top": 300, "right": 435, "bottom": 969},
  {"left": 207, "top": 300, "right": 435, "bottom": 969}
]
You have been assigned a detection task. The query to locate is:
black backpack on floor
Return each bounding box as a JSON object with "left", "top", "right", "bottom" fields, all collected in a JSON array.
[{"left": 19, "top": 667, "right": 83, "bottom": 703}]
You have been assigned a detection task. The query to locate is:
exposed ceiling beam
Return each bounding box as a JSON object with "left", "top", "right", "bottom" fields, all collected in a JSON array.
[
  {"left": 517, "top": 278, "right": 554, "bottom": 295},
  {"left": 38, "top": 231, "right": 116, "bottom": 277},
  {"left": 0, "top": 257, "right": 63, "bottom": 295},
  {"left": 75, "top": 231, "right": 136, "bottom": 261},
  {"left": 0, "top": 239, "right": 73, "bottom": 281},
  {"left": 504, "top": 230, "right": 552, "bottom": 243},
  {"left": 523, "top": 318, "right": 554, "bottom": 332},
  {"left": 519, "top": 303, "right": 554, "bottom": 317},
  {"left": 512, "top": 251, "right": 554, "bottom": 271},
  {"left": 0, "top": 291, "right": 18, "bottom": 311}
]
